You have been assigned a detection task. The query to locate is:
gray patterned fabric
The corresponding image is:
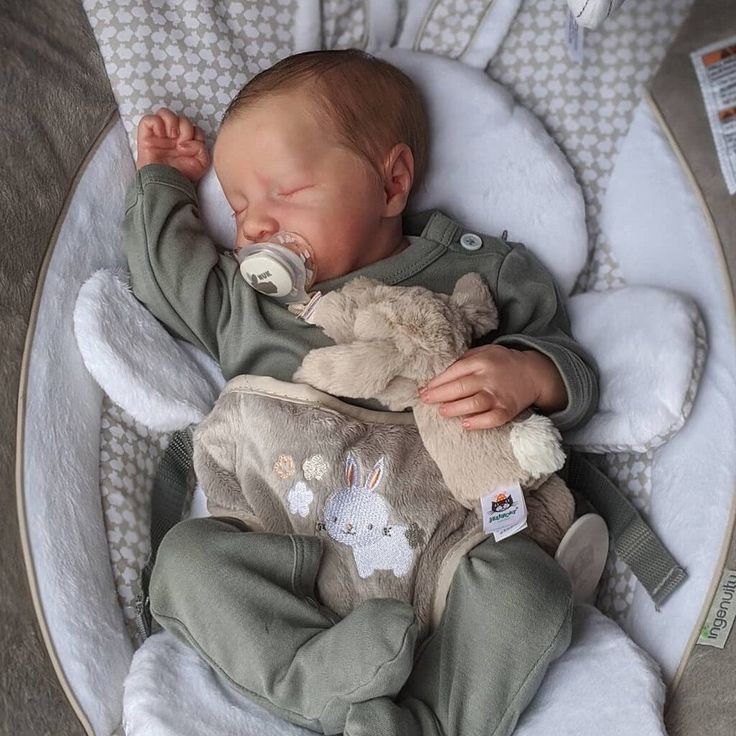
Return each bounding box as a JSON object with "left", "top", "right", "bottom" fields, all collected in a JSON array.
[
  {"left": 414, "top": 0, "right": 499, "bottom": 56},
  {"left": 323, "top": 0, "right": 367, "bottom": 48},
  {"left": 83, "top": 0, "right": 301, "bottom": 153},
  {"left": 100, "top": 396, "right": 170, "bottom": 646}
]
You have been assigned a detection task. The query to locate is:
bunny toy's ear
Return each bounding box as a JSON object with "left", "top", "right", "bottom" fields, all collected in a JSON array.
[
  {"left": 450, "top": 273, "right": 499, "bottom": 338},
  {"left": 293, "top": 340, "right": 406, "bottom": 399}
]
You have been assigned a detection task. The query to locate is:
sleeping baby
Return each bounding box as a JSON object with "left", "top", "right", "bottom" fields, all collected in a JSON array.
[{"left": 124, "top": 49, "right": 598, "bottom": 736}]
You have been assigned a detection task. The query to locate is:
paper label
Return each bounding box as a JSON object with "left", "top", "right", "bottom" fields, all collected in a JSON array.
[
  {"left": 565, "top": 9, "right": 585, "bottom": 65},
  {"left": 698, "top": 568, "right": 736, "bottom": 649},
  {"left": 480, "top": 483, "right": 527, "bottom": 541},
  {"left": 691, "top": 36, "right": 736, "bottom": 195}
]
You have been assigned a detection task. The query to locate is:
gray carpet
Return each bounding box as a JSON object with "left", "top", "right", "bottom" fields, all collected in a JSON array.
[{"left": 1, "top": 1, "right": 116, "bottom": 733}]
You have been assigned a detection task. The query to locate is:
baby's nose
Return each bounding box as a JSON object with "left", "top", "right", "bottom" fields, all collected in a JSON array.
[{"left": 239, "top": 209, "right": 279, "bottom": 245}]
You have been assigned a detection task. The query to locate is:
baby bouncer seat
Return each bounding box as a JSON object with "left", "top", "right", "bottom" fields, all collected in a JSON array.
[{"left": 9, "top": 1, "right": 736, "bottom": 734}]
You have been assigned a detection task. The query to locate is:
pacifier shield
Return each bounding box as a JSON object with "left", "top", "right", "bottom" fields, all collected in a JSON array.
[{"left": 239, "top": 252, "right": 294, "bottom": 298}]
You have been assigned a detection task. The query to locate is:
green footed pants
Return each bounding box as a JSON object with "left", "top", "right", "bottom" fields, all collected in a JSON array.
[{"left": 149, "top": 518, "right": 572, "bottom": 736}]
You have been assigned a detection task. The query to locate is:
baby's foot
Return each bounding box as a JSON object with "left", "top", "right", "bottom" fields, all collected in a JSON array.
[
  {"left": 313, "top": 598, "right": 418, "bottom": 734},
  {"left": 344, "top": 696, "right": 439, "bottom": 736}
]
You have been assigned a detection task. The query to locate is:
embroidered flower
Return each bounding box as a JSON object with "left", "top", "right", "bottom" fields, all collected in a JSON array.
[
  {"left": 287, "top": 481, "right": 314, "bottom": 517},
  {"left": 273, "top": 454, "right": 296, "bottom": 479},
  {"left": 303, "top": 454, "right": 328, "bottom": 480}
]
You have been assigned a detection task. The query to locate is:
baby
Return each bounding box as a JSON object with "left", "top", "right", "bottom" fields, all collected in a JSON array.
[{"left": 126, "top": 50, "right": 598, "bottom": 736}]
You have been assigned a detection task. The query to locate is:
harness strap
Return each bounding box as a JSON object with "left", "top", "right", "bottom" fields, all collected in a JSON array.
[
  {"left": 563, "top": 450, "right": 687, "bottom": 608},
  {"left": 134, "top": 428, "right": 194, "bottom": 641}
]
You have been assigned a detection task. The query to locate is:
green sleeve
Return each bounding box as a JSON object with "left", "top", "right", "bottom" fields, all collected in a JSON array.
[
  {"left": 122, "top": 163, "right": 245, "bottom": 363},
  {"left": 487, "top": 243, "right": 599, "bottom": 432}
]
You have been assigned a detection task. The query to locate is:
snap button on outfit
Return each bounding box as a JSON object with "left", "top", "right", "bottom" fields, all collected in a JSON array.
[{"left": 460, "top": 232, "right": 483, "bottom": 251}]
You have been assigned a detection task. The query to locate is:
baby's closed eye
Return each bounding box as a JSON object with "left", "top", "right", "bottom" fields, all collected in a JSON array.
[{"left": 277, "top": 185, "right": 312, "bottom": 198}]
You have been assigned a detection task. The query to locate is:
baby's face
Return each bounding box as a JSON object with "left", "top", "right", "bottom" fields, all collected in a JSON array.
[{"left": 214, "top": 90, "right": 392, "bottom": 284}]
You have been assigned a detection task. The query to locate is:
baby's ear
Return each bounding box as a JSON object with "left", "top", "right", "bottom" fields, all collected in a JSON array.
[
  {"left": 450, "top": 273, "right": 499, "bottom": 338},
  {"left": 382, "top": 143, "right": 414, "bottom": 218},
  {"left": 293, "top": 341, "right": 404, "bottom": 398}
]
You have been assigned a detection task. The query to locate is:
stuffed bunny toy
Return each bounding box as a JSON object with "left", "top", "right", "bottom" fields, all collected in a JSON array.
[{"left": 294, "top": 273, "right": 575, "bottom": 555}]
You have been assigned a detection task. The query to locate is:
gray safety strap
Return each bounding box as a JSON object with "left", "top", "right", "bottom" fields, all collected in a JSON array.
[
  {"left": 134, "top": 427, "right": 194, "bottom": 641},
  {"left": 563, "top": 450, "right": 687, "bottom": 608}
]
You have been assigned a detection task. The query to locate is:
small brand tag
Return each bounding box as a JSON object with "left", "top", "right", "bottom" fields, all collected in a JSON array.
[
  {"left": 698, "top": 568, "right": 736, "bottom": 649},
  {"left": 565, "top": 9, "right": 585, "bottom": 64},
  {"left": 480, "top": 482, "right": 527, "bottom": 541},
  {"left": 300, "top": 291, "right": 323, "bottom": 323}
]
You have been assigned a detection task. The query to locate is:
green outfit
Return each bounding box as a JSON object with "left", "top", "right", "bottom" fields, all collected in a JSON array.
[{"left": 124, "top": 164, "right": 597, "bottom": 736}]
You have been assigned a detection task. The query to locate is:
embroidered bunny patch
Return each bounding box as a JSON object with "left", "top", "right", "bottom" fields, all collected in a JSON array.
[{"left": 322, "top": 452, "right": 415, "bottom": 579}]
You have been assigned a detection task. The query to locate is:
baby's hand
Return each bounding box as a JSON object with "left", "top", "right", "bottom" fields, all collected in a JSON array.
[
  {"left": 136, "top": 108, "right": 210, "bottom": 182},
  {"left": 419, "top": 345, "right": 566, "bottom": 430}
]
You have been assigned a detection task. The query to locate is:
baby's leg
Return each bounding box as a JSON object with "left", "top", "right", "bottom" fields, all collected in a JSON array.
[
  {"left": 344, "top": 534, "right": 573, "bottom": 736},
  {"left": 149, "top": 517, "right": 418, "bottom": 734}
]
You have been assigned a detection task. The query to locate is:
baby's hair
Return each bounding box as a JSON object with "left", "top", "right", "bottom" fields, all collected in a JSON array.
[{"left": 221, "top": 49, "right": 429, "bottom": 193}]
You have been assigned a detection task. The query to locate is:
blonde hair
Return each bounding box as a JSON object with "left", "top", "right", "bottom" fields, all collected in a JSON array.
[{"left": 221, "top": 49, "right": 429, "bottom": 192}]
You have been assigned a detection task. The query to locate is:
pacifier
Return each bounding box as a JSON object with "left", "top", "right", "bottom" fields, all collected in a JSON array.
[{"left": 235, "top": 232, "right": 317, "bottom": 305}]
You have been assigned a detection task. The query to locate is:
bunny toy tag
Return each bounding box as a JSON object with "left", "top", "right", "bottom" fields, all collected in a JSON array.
[
  {"left": 289, "top": 291, "right": 323, "bottom": 323},
  {"left": 480, "top": 482, "right": 528, "bottom": 541}
]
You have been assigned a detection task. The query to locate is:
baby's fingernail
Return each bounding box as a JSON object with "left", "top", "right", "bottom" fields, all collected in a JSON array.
[{"left": 462, "top": 419, "right": 470, "bottom": 429}]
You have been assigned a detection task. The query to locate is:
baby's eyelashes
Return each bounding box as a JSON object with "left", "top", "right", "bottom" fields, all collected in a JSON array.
[{"left": 277, "top": 184, "right": 313, "bottom": 198}]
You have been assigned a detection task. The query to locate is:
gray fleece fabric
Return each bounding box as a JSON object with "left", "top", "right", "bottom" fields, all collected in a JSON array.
[{"left": 194, "top": 375, "right": 484, "bottom": 637}]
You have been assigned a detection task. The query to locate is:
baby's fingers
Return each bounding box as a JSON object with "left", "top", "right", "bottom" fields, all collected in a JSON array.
[
  {"left": 437, "top": 390, "right": 496, "bottom": 419},
  {"left": 421, "top": 356, "right": 476, "bottom": 395},
  {"left": 138, "top": 113, "right": 166, "bottom": 139},
  {"left": 420, "top": 375, "right": 483, "bottom": 405},
  {"left": 178, "top": 137, "right": 209, "bottom": 158},
  {"left": 178, "top": 116, "right": 194, "bottom": 141},
  {"left": 193, "top": 142, "right": 210, "bottom": 169},
  {"left": 462, "top": 407, "right": 513, "bottom": 430},
  {"left": 156, "top": 107, "right": 180, "bottom": 138}
]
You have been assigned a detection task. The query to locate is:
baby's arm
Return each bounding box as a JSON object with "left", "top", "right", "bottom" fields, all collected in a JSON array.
[
  {"left": 422, "top": 244, "right": 598, "bottom": 432},
  {"left": 123, "top": 110, "right": 244, "bottom": 362}
]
